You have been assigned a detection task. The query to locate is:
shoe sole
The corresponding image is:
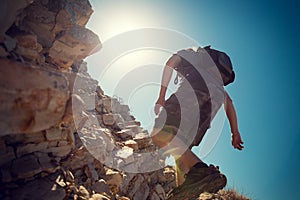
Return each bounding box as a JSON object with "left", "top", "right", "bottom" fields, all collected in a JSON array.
[{"left": 167, "top": 173, "right": 227, "bottom": 200}]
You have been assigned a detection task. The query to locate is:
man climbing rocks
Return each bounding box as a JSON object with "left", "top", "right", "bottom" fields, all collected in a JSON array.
[{"left": 150, "top": 46, "right": 244, "bottom": 198}]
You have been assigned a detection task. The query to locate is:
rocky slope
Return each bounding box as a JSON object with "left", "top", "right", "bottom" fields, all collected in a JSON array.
[{"left": 0, "top": 1, "right": 249, "bottom": 199}]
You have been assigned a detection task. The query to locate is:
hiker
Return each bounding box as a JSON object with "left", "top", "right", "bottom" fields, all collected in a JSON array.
[{"left": 150, "top": 46, "right": 244, "bottom": 196}]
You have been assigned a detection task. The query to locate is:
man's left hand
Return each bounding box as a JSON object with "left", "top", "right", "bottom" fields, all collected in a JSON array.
[{"left": 231, "top": 131, "right": 244, "bottom": 150}]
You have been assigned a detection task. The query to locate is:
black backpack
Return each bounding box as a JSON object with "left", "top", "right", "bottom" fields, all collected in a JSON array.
[
  {"left": 175, "top": 46, "right": 235, "bottom": 86},
  {"left": 203, "top": 45, "right": 235, "bottom": 86}
]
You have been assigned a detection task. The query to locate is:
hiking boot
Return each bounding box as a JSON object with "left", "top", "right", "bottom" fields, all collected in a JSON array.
[{"left": 167, "top": 163, "right": 227, "bottom": 199}]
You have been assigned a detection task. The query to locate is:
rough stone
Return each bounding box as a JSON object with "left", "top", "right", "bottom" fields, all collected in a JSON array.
[
  {"left": 86, "top": 162, "right": 99, "bottom": 181},
  {"left": 46, "top": 127, "right": 62, "bottom": 141},
  {"left": 96, "top": 85, "right": 104, "bottom": 97},
  {"left": 58, "top": 141, "right": 68, "bottom": 147},
  {"left": 0, "top": 0, "right": 34, "bottom": 37},
  {"left": 128, "top": 174, "right": 144, "bottom": 198},
  {"left": 103, "top": 169, "right": 122, "bottom": 189},
  {"left": 36, "top": 152, "right": 60, "bottom": 173},
  {"left": 0, "top": 139, "right": 6, "bottom": 154},
  {"left": 48, "top": 141, "right": 58, "bottom": 148},
  {"left": 78, "top": 185, "right": 90, "bottom": 199},
  {"left": 89, "top": 193, "right": 110, "bottom": 200},
  {"left": 101, "top": 98, "right": 119, "bottom": 113},
  {"left": 102, "top": 114, "right": 115, "bottom": 126},
  {"left": 15, "top": 33, "right": 42, "bottom": 60},
  {"left": 19, "top": 1, "right": 56, "bottom": 47},
  {"left": 23, "top": 131, "right": 46, "bottom": 143},
  {"left": 48, "top": 0, "right": 93, "bottom": 27},
  {"left": 116, "top": 129, "right": 133, "bottom": 140},
  {"left": 92, "top": 179, "right": 111, "bottom": 196},
  {"left": 120, "top": 173, "right": 135, "bottom": 194},
  {"left": 3, "top": 35, "right": 17, "bottom": 52},
  {"left": 47, "top": 25, "right": 101, "bottom": 69},
  {"left": 11, "top": 154, "right": 42, "bottom": 179},
  {"left": 11, "top": 173, "right": 66, "bottom": 200},
  {"left": 116, "top": 196, "right": 130, "bottom": 200},
  {"left": 0, "top": 146, "right": 16, "bottom": 166},
  {"left": 43, "top": 145, "right": 72, "bottom": 157},
  {"left": 1, "top": 162, "right": 13, "bottom": 183},
  {"left": 133, "top": 183, "right": 149, "bottom": 200},
  {"left": 102, "top": 114, "right": 123, "bottom": 126},
  {"left": 16, "top": 141, "right": 49, "bottom": 157},
  {"left": 154, "top": 184, "right": 166, "bottom": 199},
  {"left": 150, "top": 192, "right": 160, "bottom": 200},
  {"left": 115, "top": 147, "right": 134, "bottom": 164},
  {"left": 119, "top": 105, "right": 130, "bottom": 113},
  {"left": 0, "top": 59, "right": 69, "bottom": 135},
  {"left": 133, "top": 133, "right": 151, "bottom": 149},
  {"left": 124, "top": 140, "right": 138, "bottom": 151},
  {"left": 0, "top": 45, "right": 9, "bottom": 57},
  {"left": 125, "top": 125, "right": 142, "bottom": 135}
]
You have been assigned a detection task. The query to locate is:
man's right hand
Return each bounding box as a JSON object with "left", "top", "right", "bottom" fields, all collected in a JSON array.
[{"left": 154, "top": 98, "right": 165, "bottom": 115}]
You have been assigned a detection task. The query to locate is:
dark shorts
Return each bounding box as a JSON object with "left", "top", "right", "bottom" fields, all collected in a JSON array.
[{"left": 153, "top": 90, "right": 212, "bottom": 148}]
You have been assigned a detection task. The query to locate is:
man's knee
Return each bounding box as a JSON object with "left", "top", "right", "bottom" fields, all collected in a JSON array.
[{"left": 150, "top": 127, "right": 174, "bottom": 148}]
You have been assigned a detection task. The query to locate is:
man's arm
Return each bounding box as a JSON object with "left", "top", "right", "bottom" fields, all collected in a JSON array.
[
  {"left": 224, "top": 91, "right": 244, "bottom": 150},
  {"left": 154, "top": 54, "right": 181, "bottom": 115}
]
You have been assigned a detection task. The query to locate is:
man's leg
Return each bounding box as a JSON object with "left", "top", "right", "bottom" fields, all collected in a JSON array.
[
  {"left": 151, "top": 128, "right": 203, "bottom": 184},
  {"left": 175, "top": 158, "right": 188, "bottom": 186}
]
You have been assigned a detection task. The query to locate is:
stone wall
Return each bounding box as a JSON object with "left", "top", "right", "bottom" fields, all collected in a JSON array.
[{"left": 0, "top": 1, "right": 176, "bottom": 200}]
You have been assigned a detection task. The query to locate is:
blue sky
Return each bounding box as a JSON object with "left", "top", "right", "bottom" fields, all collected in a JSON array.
[{"left": 86, "top": 0, "right": 300, "bottom": 199}]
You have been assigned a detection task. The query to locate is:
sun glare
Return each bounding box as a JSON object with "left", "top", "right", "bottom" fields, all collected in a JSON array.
[{"left": 88, "top": 2, "right": 161, "bottom": 42}]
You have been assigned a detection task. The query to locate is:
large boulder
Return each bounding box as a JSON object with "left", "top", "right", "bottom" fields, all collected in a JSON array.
[{"left": 0, "top": 59, "right": 69, "bottom": 135}]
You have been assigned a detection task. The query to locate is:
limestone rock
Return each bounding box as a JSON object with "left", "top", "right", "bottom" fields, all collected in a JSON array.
[
  {"left": 133, "top": 133, "right": 151, "bottom": 149},
  {"left": 128, "top": 174, "right": 144, "bottom": 198},
  {"left": 1, "top": 163, "right": 13, "bottom": 182},
  {"left": 47, "top": 25, "right": 101, "bottom": 69},
  {"left": 154, "top": 184, "right": 166, "bottom": 199},
  {"left": 150, "top": 192, "right": 160, "bottom": 200},
  {"left": 11, "top": 154, "right": 42, "bottom": 179},
  {"left": 47, "top": 0, "right": 93, "bottom": 27},
  {"left": 124, "top": 140, "right": 138, "bottom": 151},
  {"left": 102, "top": 114, "right": 116, "bottom": 126},
  {"left": 116, "top": 129, "right": 133, "bottom": 140},
  {"left": 133, "top": 183, "right": 150, "bottom": 200},
  {"left": 125, "top": 125, "right": 142, "bottom": 135},
  {"left": 43, "top": 145, "right": 72, "bottom": 157},
  {"left": 0, "top": 146, "right": 16, "bottom": 166},
  {"left": 61, "top": 94, "right": 88, "bottom": 132},
  {"left": 36, "top": 152, "right": 60, "bottom": 173},
  {"left": 0, "top": 45, "right": 8, "bottom": 57},
  {"left": 0, "top": 59, "right": 69, "bottom": 135},
  {"left": 78, "top": 185, "right": 90, "bottom": 200},
  {"left": 3, "top": 35, "right": 17, "bottom": 52},
  {"left": 86, "top": 162, "right": 99, "bottom": 182},
  {"left": 23, "top": 131, "right": 46, "bottom": 143},
  {"left": 11, "top": 172, "right": 66, "bottom": 200},
  {"left": 0, "top": 139, "right": 6, "bottom": 154},
  {"left": 102, "top": 113, "right": 124, "bottom": 126},
  {"left": 89, "top": 193, "right": 110, "bottom": 200},
  {"left": 14, "top": 33, "right": 42, "bottom": 60},
  {"left": 16, "top": 141, "right": 49, "bottom": 157},
  {"left": 0, "top": 0, "right": 33, "bottom": 37},
  {"left": 46, "top": 126, "right": 63, "bottom": 141},
  {"left": 115, "top": 147, "right": 134, "bottom": 164},
  {"left": 19, "top": 0, "right": 57, "bottom": 47},
  {"left": 103, "top": 169, "right": 122, "bottom": 190},
  {"left": 91, "top": 179, "right": 111, "bottom": 196}
]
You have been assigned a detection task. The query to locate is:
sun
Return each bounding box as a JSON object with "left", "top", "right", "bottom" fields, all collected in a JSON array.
[{"left": 87, "top": 1, "right": 161, "bottom": 42}]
